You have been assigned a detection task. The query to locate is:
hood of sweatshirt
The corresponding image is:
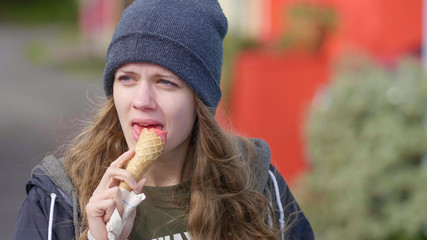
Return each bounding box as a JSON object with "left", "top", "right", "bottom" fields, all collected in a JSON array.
[
  {"left": 27, "top": 156, "right": 76, "bottom": 215},
  {"left": 246, "top": 138, "right": 272, "bottom": 193}
]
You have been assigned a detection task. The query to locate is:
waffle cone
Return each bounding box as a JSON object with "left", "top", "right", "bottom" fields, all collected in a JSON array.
[{"left": 119, "top": 128, "right": 165, "bottom": 191}]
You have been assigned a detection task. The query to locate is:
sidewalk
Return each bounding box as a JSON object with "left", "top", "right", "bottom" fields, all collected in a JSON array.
[{"left": 0, "top": 24, "right": 104, "bottom": 238}]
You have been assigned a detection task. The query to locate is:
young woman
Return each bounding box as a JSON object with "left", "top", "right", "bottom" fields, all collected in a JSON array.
[{"left": 14, "top": 0, "right": 314, "bottom": 239}]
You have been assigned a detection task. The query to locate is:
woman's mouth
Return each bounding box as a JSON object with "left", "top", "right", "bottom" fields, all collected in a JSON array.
[{"left": 131, "top": 122, "right": 164, "bottom": 141}]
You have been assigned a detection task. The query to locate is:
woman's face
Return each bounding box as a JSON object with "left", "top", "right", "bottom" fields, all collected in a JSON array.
[{"left": 113, "top": 62, "right": 196, "bottom": 158}]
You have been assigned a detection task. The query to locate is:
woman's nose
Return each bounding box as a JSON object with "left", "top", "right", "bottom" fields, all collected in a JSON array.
[{"left": 132, "top": 83, "right": 156, "bottom": 110}]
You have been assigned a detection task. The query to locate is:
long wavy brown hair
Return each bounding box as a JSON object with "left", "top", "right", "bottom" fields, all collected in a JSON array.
[{"left": 65, "top": 96, "right": 279, "bottom": 240}]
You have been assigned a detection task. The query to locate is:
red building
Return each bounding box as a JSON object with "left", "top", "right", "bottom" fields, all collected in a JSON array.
[{"left": 225, "top": 0, "right": 422, "bottom": 182}]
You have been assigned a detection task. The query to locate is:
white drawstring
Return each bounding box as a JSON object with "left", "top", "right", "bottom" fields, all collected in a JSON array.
[
  {"left": 48, "top": 193, "right": 57, "bottom": 240},
  {"left": 268, "top": 170, "right": 285, "bottom": 240}
]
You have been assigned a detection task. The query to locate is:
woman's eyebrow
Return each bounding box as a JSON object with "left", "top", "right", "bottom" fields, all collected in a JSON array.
[
  {"left": 116, "top": 69, "right": 133, "bottom": 74},
  {"left": 153, "top": 72, "right": 178, "bottom": 79},
  {"left": 115, "top": 69, "right": 180, "bottom": 80},
  {"left": 115, "top": 70, "right": 139, "bottom": 76}
]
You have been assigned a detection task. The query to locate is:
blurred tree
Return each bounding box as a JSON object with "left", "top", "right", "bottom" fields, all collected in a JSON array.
[
  {"left": 0, "top": 0, "right": 78, "bottom": 23},
  {"left": 301, "top": 55, "right": 427, "bottom": 240},
  {"left": 278, "top": 2, "right": 337, "bottom": 53},
  {"left": 221, "top": 34, "right": 258, "bottom": 109}
]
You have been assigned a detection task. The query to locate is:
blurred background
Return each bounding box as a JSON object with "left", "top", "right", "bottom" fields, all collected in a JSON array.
[{"left": 1, "top": 0, "right": 426, "bottom": 239}]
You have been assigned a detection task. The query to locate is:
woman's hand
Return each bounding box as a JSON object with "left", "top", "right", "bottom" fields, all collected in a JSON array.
[{"left": 86, "top": 149, "right": 147, "bottom": 239}]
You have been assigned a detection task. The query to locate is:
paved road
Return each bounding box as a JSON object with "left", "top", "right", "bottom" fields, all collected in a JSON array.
[{"left": 0, "top": 24, "right": 104, "bottom": 238}]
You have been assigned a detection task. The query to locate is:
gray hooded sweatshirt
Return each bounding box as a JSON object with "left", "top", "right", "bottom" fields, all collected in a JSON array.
[{"left": 14, "top": 139, "right": 314, "bottom": 240}]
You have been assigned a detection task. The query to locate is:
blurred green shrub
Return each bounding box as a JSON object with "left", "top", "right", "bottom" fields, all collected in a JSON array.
[
  {"left": 301, "top": 56, "right": 427, "bottom": 240},
  {"left": 0, "top": 0, "right": 78, "bottom": 23}
]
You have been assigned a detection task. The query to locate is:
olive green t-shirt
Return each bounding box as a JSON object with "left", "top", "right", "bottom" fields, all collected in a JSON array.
[{"left": 130, "top": 182, "right": 191, "bottom": 240}]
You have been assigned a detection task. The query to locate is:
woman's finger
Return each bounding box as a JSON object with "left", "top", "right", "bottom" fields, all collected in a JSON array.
[
  {"left": 86, "top": 198, "right": 115, "bottom": 221},
  {"left": 133, "top": 177, "right": 147, "bottom": 194},
  {"left": 109, "top": 168, "right": 139, "bottom": 189},
  {"left": 100, "top": 199, "right": 117, "bottom": 223},
  {"left": 110, "top": 149, "right": 135, "bottom": 168},
  {"left": 91, "top": 186, "right": 122, "bottom": 202},
  {"left": 97, "top": 166, "right": 138, "bottom": 190}
]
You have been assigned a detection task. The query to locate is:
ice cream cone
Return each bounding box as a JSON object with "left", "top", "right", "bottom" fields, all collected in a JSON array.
[{"left": 119, "top": 128, "right": 166, "bottom": 191}]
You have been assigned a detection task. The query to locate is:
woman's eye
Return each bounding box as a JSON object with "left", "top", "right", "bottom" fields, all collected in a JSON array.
[
  {"left": 117, "top": 75, "right": 137, "bottom": 85},
  {"left": 118, "top": 76, "right": 132, "bottom": 82},
  {"left": 157, "top": 79, "right": 178, "bottom": 87}
]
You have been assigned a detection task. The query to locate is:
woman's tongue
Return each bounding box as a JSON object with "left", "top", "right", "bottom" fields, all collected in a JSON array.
[{"left": 133, "top": 124, "right": 162, "bottom": 139}]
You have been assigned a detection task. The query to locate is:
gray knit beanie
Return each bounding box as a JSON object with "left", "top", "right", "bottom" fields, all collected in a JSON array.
[{"left": 103, "top": 0, "right": 228, "bottom": 111}]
